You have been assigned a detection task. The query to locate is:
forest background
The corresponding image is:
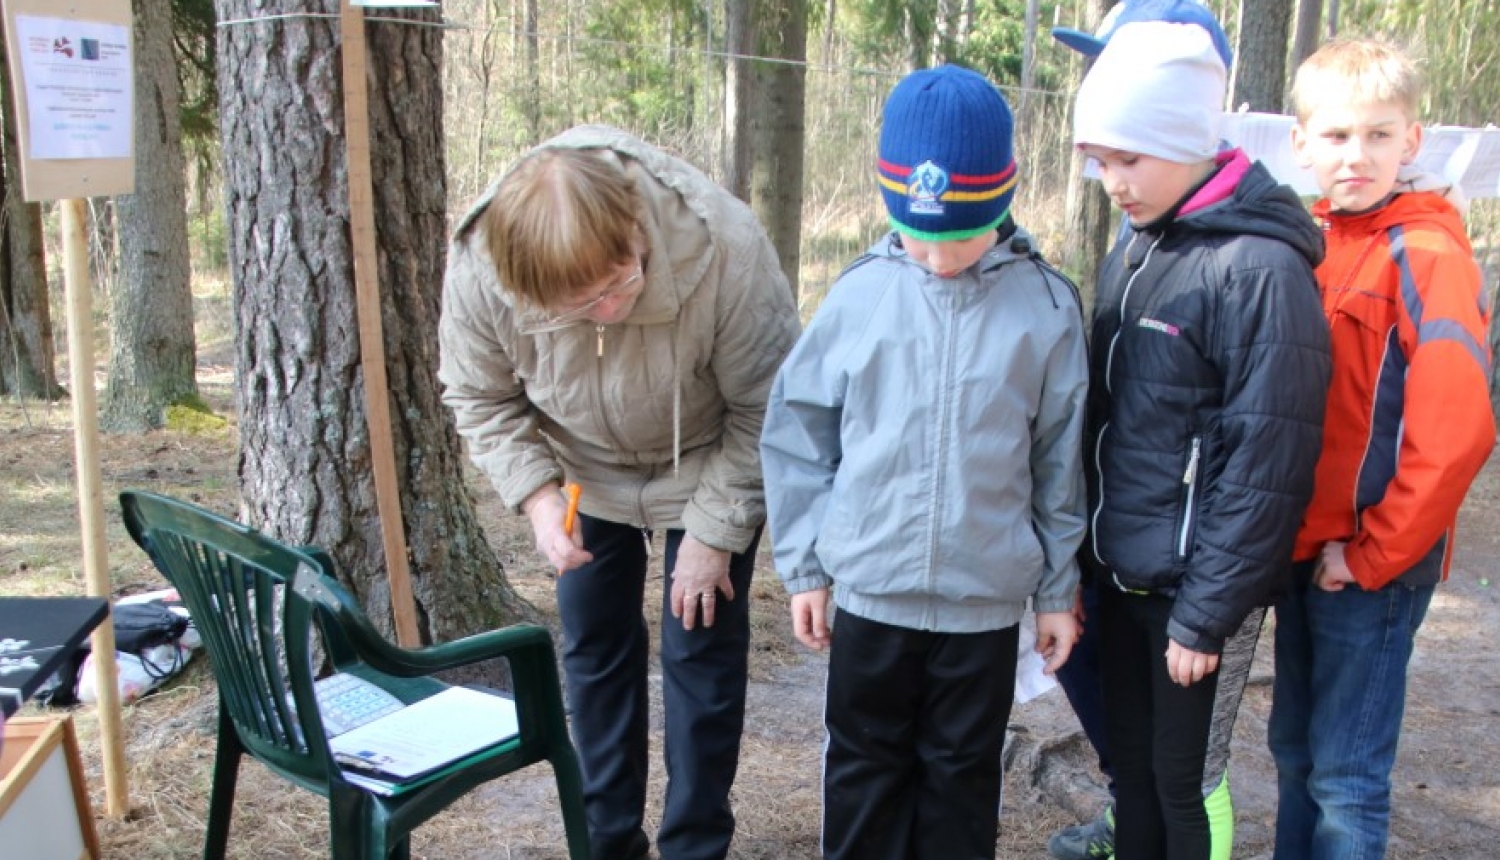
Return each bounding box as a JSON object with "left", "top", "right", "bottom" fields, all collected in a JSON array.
[{"left": 1, "top": 0, "right": 1499, "bottom": 856}]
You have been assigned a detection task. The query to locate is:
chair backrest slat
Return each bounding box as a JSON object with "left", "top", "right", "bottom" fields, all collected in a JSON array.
[{"left": 120, "top": 492, "right": 335, "bottom": 780}]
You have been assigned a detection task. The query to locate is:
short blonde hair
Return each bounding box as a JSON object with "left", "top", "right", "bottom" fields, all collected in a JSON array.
[
  {"left": 482, "top": 148, "right": 640, "bottom": 309},
  {"left": 1291, "top": 39, "right": 1423, "bottom": 123}
]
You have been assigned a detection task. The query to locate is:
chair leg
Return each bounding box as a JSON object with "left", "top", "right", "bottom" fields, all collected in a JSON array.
[
  {"left": 388, "top": 836, "right": 411, "bottom": 860},
  {"left": 328, "top": 788, "right": 370, "bottom": 860},
  {"left": 552, "top": 748, "right": 592, "bottom": 860},
  {"left": 203, "top": 708, "right": 243, "bottom": 860}
]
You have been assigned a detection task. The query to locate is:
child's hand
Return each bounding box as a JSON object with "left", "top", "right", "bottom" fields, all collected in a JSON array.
[
  {"left": 1034, "top": 610, "right": 1080, "bottom": 675},
  {"left": 790, "top": 588, "right": 832, "bottom": 651},
  {"left": 1314, "top": 541, "right": 1357, "bottom": 592},
  {"left": 1164, "top": 639, "right": 1220, "bottom": 687}
]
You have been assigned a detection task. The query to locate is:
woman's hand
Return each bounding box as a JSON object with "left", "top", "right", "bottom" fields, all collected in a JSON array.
[
  {"left": 670, "top": 535, "right": 734, "bottom": 630},
  {"left": 522, "top": 483, "right": 593, "bottom": 574}
]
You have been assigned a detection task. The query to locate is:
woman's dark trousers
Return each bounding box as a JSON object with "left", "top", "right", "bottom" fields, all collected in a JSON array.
[{"left": 557, "top": 514, "right": 758, "bottom": 860}]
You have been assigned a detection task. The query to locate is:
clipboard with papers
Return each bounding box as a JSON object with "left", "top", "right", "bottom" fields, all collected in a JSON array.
[{"left": 329, "top": 685, "right": 520, "bottom": 795}]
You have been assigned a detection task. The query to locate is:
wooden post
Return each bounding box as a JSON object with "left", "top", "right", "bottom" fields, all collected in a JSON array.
[
  {"left": 59, "top": 199, "right": 129, "bottom": 816},
  {"left": 339, "top": 0, "right": 421, "bottom": 647}
]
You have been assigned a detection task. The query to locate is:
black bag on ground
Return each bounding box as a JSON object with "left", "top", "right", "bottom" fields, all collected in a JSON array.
[
  {"left": 112, "top": 601, "right": 190, "bottom": 653},
  {"left": 36, "top": 599, "right": 192, "bottom": 706}
]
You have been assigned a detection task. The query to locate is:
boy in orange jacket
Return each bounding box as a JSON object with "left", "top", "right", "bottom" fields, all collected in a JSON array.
[{"left": 1271, "top": 39, "right": 1495, "bottom": 860}]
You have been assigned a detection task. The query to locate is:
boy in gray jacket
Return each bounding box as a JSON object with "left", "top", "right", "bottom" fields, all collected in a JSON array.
[{"left": 760, "top": 65, "right": 1087, "bottom": 860}]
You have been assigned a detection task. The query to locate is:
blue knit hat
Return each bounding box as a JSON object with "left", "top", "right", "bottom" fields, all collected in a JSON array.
[{"left": 877, "top": 65, "right": 1018, "bottom": 242}]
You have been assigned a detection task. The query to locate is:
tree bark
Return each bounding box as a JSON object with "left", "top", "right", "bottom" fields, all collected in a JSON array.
[
  {"left": 522, "top": 0, "right": 540, "bottom": 146},
  {"left": 723, "top": 0, "right": 753, "bottom": 202},
  {"left": 0, "top": 27, "right": 62, "bottom": 400},
  {"left": 821, "top": 0, "right": 837, "bottom": 61},
  {"left": 1289, "top": 0, "right": 1323, "bottom": 75},
  {"left": 933, "top": 0, "right": 954, "bottom": 63},
  {"left": 752, "top": 0, "right": 808, "bottom": 300},
  {"left": 1232, "top": 0, "right": 1295, "bottom": 113},
  {"left": 215, "top": 0, "right": 530, "bottom": 645},
  {"left": 1062, "top": 0, "right": 1114, "bottom": 298},
  {"left": 1020, "top": 0, "right": 1039, "bottom": 113},
  {"left": 103, "top": 0, "right": 199, "bottom": 432}
]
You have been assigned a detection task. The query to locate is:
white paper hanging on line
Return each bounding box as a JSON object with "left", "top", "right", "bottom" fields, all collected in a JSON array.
[
  {"left": 1082, "top": 113, "right": 1500, "bottom": 201},
  {"left": 1217, "top": 113, "right": 1500, "bottom": 200},
  {"left": 14, "top": 15, "right": 132, "bottom": 160}
]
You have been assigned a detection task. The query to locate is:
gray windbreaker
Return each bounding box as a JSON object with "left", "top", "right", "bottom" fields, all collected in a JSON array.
[
  {"left": 760, "top": 227, "right": 1088, "bottom": 633},
  {"left": 439, "top": 126, "right": 800, "bottom": 553}
]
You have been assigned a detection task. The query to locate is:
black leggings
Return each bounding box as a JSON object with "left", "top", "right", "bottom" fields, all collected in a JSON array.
[{"left": 1099, "top": 587, "right": 1219, "bottom": 860}]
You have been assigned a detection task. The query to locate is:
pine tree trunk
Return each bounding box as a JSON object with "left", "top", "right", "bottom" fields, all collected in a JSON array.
[
  {"left": 1062, "top": 0, "right": 1114, "bottom": 298},
  {"left": 216, "top": 0, "right": 531, "bottom": 645},
  {"left": 752, "top": 0, "right": 807, "bottom": 300},
  {"left": 523, "top": 0, "right": 540, "bottom": 146},
  {"left": 0, "top": 28, "right": 62, "bottom": 401},
  {"left": 1289, "top": 0, "right": 1323, "bottom": 74},
  {"left": 722, "top": 0, "right": 753, "bottom": 202},
  {"left": 1231, "top": 0, "right": 1295, "bottom": 113},
  {"left": 103, "top": 0, "right": 198, "bottom": 432}
]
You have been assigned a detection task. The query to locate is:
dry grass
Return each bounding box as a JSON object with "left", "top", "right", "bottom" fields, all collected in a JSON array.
[{"left": 8, "top": 382, "right": 1500, "bottom": 859}]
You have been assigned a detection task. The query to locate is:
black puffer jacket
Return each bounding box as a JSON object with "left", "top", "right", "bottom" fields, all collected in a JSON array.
[{"left": 1083, "top": 155, "right": 1331, "bottom": 654}]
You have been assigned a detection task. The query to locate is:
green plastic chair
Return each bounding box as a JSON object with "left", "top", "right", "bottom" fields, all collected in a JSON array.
[{"left": 119, "top": 490, "right": 591, "bottom": 860}]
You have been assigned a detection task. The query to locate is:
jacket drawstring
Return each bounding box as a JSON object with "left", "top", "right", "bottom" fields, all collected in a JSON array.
[{"left": 672, "top": 321, "right": 682, "bottom": 477}]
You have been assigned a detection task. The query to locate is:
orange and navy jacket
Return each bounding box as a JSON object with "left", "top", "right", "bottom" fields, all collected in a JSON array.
[{"left": 1294, "top": 192, "right": 1495, "bottom": 589}]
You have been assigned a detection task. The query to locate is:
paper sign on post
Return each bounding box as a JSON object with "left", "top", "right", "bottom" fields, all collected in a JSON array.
[
  {"left": 13, "top": 15, "right": 131, "bottom": 160},
  {"left": 0, "top": 0, "right": 134, "bottom": 200}
]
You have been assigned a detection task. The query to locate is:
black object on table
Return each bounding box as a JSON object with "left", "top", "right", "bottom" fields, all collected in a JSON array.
[{"left": 0, "top": 596, "right": 109, "bottom": 717}]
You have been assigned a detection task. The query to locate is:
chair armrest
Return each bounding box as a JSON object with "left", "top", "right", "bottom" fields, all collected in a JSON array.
[
  {"left": 291, "top": 561, "right": 555, "bottom": 676},
  {"left": 351, "top": 622, "right": 555, "bottom": 677}
]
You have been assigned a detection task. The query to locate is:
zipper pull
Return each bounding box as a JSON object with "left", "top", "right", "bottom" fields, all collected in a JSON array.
[
  {"left": 1183, "top": 437, "right": 1201, "bottom": 485},
  {"left": 596, "top": 325, "right": 605, "bottom": 358}
]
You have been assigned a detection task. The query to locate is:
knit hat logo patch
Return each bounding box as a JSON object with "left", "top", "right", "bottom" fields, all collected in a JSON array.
[{"left": 908, "top": 161, "right": 950, "bottom": 215}]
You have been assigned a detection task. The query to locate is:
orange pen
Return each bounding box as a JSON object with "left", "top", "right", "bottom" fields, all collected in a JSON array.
[{"left": 559, "top": 483, "right": 582, "bottom": 575}]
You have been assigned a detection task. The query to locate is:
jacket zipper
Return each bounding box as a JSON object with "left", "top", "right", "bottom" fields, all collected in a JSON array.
[
  {"left": 1091, "top": 234, "right": 1159, "bottom": 572},
  {"left": 924, "top": 290, "right": 960, "bottom": 620},
  {"left": 591, "top": 325, "right": 622, "bottom": 450},
  {"left": 1177, "top": 435, "right": 1202, "bottom": 559}
]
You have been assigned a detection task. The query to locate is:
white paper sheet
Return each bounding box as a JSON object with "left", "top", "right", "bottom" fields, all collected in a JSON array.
[{"left": 330, "top": 686, "right": 519, "bottom": 786}]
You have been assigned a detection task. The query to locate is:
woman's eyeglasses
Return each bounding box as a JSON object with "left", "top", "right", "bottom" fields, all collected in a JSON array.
[{"left": 546, "top": 264, "right": 643, "bottom": 325}]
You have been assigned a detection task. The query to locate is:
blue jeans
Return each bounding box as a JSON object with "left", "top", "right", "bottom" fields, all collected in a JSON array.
[{"left": 1268, "top": 560, "right": 1434, "bottom": 860}]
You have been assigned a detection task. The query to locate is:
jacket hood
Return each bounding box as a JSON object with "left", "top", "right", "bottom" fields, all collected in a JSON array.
[{"left": 1175, "top": 150, "right": 1326, "bottom": 271}]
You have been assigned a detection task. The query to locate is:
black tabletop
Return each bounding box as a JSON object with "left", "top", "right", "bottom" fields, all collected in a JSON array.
[{"left": 0, "top": 596, "right": 109, "bottom": 717}]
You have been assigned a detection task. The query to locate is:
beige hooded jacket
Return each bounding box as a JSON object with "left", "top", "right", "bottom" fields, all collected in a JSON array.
[{"left": 438, "top": 126, "right": 800, "bottom": 554}]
